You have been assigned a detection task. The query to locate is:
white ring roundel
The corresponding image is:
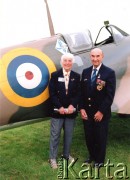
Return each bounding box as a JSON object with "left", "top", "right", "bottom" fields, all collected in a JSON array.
[
  {"left": 0, "top": 47, "right": 56, "bottom": 107},
  {"left": 16, "top": 63, "right": 42, "bottom": 89}
]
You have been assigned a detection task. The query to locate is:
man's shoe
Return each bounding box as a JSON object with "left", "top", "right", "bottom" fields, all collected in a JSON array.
[
  {"left": 94, "top": 162, "right": 104, "bottom": 168},
  {"left": 48, "top": 159, "right": 58, "bottom": 169},
  {"left": 83, "top": 158, "right": 93, "bottom": 165}
]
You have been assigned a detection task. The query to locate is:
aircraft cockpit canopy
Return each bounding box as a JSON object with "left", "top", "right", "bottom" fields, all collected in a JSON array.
[{"left": 62, "top": 29, "right": 93, "bottom": 53}]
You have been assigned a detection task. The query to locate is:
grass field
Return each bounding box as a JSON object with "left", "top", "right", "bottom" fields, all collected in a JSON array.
[{"left": 0, "top": 113, "right": 130, "bottom": 180}]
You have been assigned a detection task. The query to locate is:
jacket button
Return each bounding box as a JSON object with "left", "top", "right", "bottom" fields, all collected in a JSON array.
[
  {"left": 88, "top": 98, "right": 91, "bottom": 100},
  {"left": 89, "top": 104, "right": 91, "bottom": 107}
]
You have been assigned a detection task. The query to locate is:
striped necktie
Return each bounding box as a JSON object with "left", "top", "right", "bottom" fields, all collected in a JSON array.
[{"left": 91, "top": 69, "right": 97, "bottom": 86}]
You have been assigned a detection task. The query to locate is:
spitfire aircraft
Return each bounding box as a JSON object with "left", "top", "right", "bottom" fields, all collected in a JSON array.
[{"left": 0, "top": 20, "right": 130, "bottom": 128}]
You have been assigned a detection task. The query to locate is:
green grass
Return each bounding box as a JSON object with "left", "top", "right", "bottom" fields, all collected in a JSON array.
[{"left": 0, "top": 113, "right": 130, "bottom": 180}]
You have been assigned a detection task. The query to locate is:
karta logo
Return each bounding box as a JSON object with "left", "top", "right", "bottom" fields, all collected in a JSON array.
[{"left": 57, "top": 158, "right": 129, "bottom": 179}]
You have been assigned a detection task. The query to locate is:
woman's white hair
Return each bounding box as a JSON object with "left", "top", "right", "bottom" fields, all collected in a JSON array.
[{"left": 60, "top": 53, "right": 75, "bottom": 64}]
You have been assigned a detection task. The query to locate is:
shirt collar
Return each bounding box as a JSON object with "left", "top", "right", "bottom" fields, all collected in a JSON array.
[
  {"left": 63, "top": 68, "right": 71, "bottom": 76},
  {"left": 92, "top": 63, "right": 102, "bottom": 72}
]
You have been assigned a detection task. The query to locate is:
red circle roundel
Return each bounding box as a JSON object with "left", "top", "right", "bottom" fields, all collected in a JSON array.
[{"left": 0, "top": 47, "right": 56, "bottom": 107}]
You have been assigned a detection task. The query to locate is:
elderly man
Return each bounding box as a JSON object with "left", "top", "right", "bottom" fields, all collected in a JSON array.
[
  {"left": 80, "top": 48, "right": 116, "bottom": 168},
  {"left": 48, "top": 53, "right": 80, "bottom": 169}
]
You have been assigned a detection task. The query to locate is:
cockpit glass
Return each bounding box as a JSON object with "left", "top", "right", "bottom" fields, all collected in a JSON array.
[{"left": 63, "top": 29, "right": 93, "bottom": 53}]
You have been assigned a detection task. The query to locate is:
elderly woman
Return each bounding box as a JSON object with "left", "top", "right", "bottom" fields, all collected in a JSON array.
[{"left": 48, "top": 53, "right": 80, "bottom": 169}]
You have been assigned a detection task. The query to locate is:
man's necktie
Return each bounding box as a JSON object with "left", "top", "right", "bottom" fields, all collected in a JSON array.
[
  {"left": 65, "top": 72, "right": 69, "bottom": 94},
  {"left": 91, "top": 69, "right": 97, "bottom": 86}
]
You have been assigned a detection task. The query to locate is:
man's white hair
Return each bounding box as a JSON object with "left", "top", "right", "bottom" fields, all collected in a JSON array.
[{"left": 60, "top": 53, "right": 75, "bottom": 64}]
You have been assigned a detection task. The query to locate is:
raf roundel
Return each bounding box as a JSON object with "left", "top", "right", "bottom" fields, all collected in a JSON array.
[{"left": 0, "top": 48, "right": 56, "bottom": 107}]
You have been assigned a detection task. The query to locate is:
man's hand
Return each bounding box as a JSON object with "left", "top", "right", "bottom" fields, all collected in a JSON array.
[
  {"left": 94, "top": 111, "right": 103, "bottom": 122},
  {"left": 80, "top": 109, "right": 88, "bottom": 120}
]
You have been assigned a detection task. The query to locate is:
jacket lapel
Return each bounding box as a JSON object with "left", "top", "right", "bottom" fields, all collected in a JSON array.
[
  {"left": 58, "top": 69, "right": 66, "bottom": 94},
  {"left": 87, "top": 66, "right": 93, "bottom": 86},
  {"left": 68, "top": 71, "right": 73, "bottom": 93},
  {"left": 96, "top": 64, "right": 104, "bottom": 80}
]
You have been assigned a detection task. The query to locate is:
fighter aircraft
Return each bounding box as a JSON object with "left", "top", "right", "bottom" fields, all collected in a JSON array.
[{"left": 0, "top": 2, "right": 130, "bottom": 128}]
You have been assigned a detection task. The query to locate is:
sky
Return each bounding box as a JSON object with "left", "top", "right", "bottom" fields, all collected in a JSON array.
[{"left": 0, "top": 0, "right": 130, "bottom": 48}]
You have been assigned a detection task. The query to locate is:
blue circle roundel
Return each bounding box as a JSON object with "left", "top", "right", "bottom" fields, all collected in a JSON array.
[{"left": 7, "top": 55, "right": 49, "bottom": 98}]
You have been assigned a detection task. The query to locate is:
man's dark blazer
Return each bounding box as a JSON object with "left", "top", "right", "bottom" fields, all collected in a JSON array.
[
  {"left": 49, "top": 69, "right": 80, "bottom": 118},
  {"left": 80, "top": 64, "right": 116, "bottom": 119}
]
